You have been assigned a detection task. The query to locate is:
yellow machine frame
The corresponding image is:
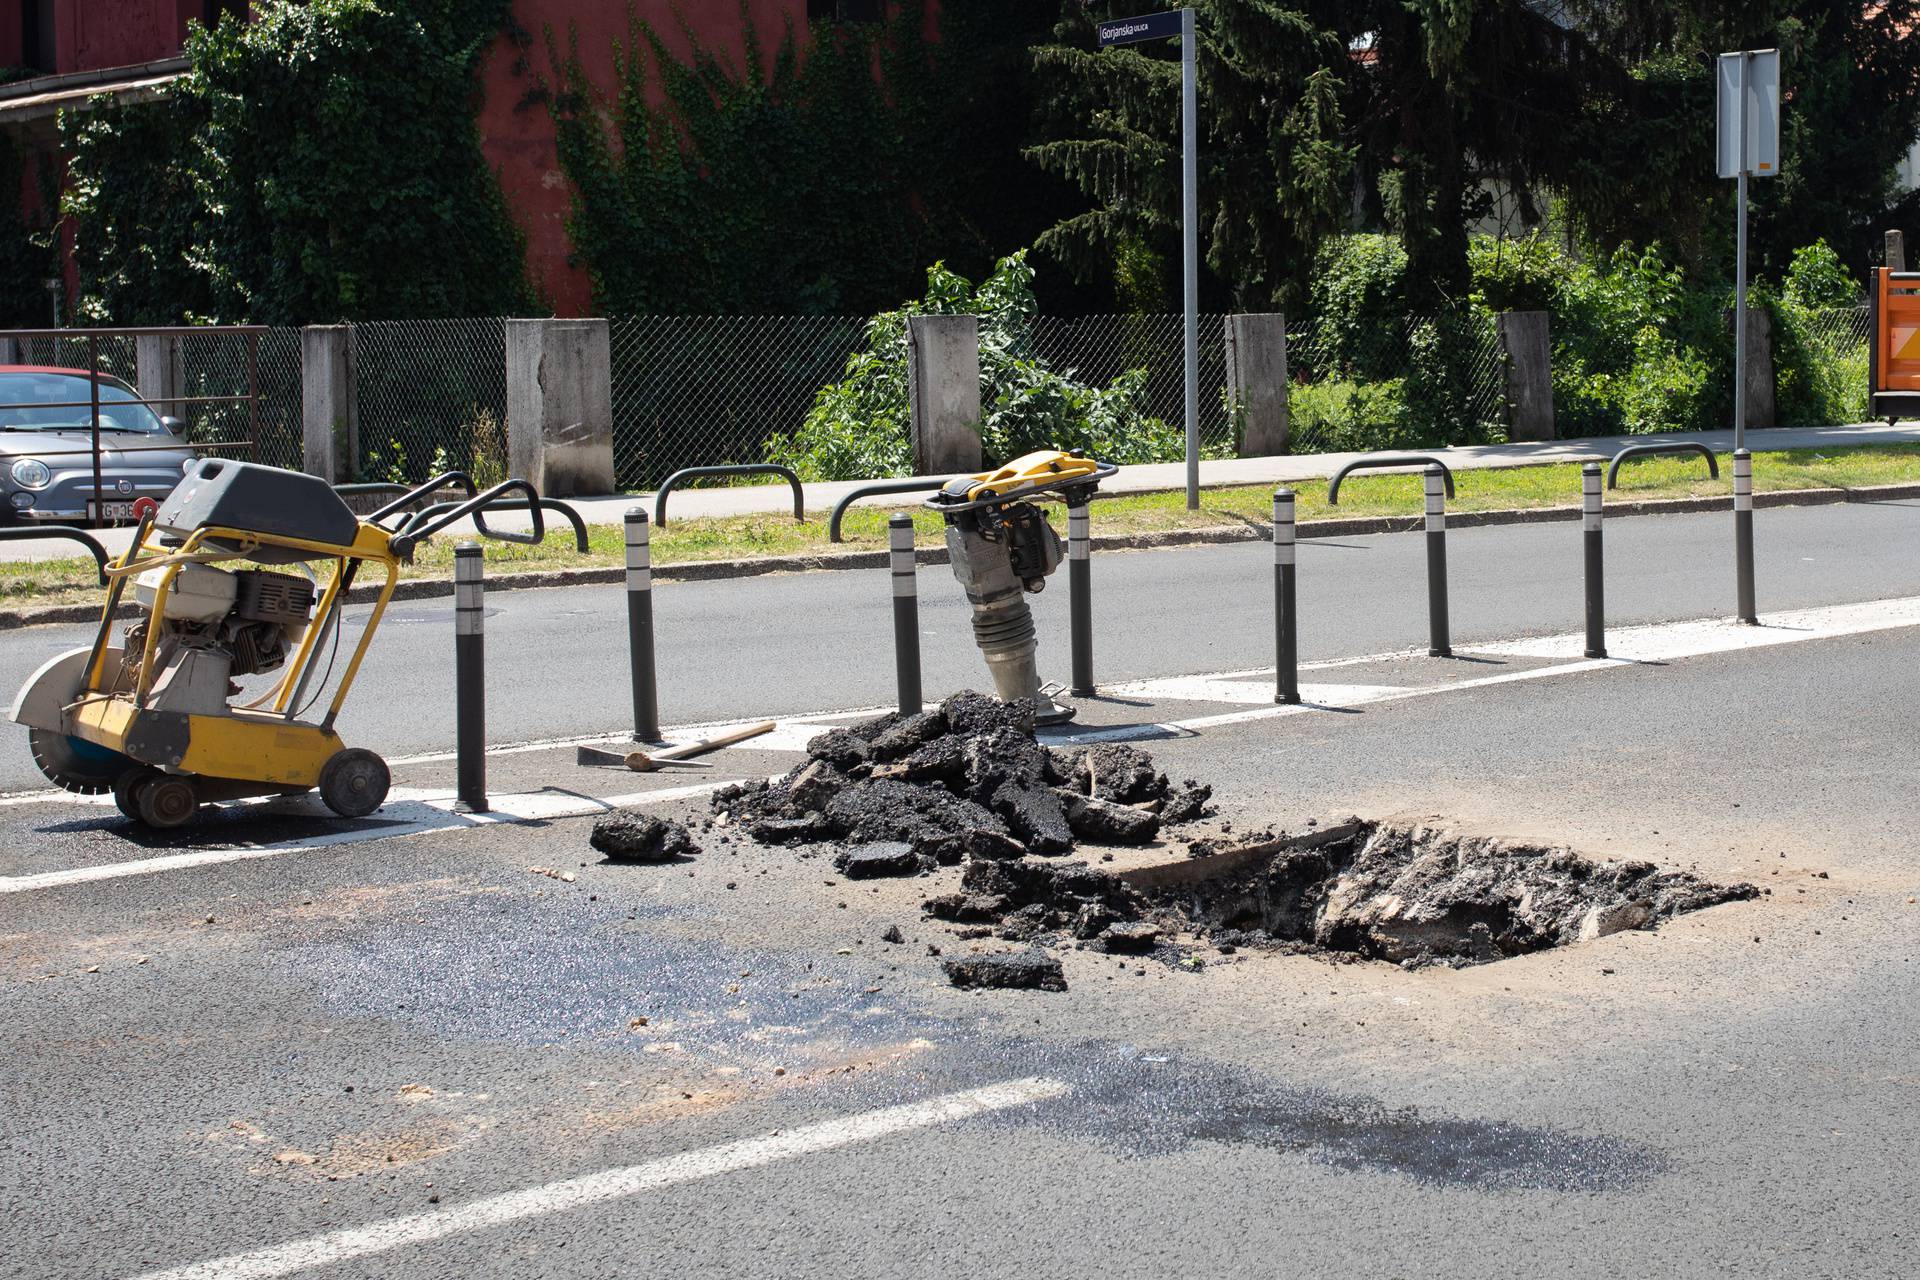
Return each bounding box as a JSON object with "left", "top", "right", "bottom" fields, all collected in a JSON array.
[{"left": 66, "top": 516, "right": 401, "bottom": 791}]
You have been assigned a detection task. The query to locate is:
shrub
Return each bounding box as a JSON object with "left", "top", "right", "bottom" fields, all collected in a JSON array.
[{"left": 767, "top": 253, "right": 1181, "bottom": 481}]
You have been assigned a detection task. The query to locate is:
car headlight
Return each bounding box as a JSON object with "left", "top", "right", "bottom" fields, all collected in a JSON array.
[{"left": 9, "top": 458, "right": 51, "bottom": 490}]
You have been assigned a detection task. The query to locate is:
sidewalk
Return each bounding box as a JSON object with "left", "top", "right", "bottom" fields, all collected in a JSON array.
[{"left": 7, "top": 420, "right": 1917, "bottom": 564}]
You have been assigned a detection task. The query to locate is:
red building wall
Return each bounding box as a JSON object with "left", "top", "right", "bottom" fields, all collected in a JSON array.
[
  {"left": 11, "top": 0, "right": 906, "bottom": 318},
  {"left": 4, "top": 1, "right": 211, "bottom": 74},
  {"left": 478, "top": 0, "right": 811, "bottom": 316}
]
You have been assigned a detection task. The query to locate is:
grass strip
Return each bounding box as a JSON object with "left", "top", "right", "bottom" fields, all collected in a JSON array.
[{"left": 4, "top": 444, "right": 1917, "bottom": 611}]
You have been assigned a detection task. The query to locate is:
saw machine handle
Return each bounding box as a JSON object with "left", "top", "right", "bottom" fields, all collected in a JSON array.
[{"left": 364, "top": 471, "right": 479, "bottom": 526}]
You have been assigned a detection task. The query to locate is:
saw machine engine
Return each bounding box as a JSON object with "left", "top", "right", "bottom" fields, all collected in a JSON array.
[{"left": 120, "top": 563, "right": 317, "bottom": 718}]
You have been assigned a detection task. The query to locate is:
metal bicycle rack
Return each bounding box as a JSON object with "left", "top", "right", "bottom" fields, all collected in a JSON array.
[
  {"left": 654, "top": 464, "right": 804, "bottom": 528},
  {"left": 828, "top": 478, "right": 949, "bottom": 542},
  {"left": 0, "top": 525, "right": 111, "bottom": 584},
  {"left": 1606, "top": 442, "right": 1719, "bottom": 489},
  {"left": 1327, "top": 454, "right": 1456, "bottom": 505}
]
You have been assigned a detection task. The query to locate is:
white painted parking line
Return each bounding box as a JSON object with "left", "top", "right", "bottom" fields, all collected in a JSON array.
[{"left": 125, "top": 1075, "right": 1071, "bottom": 1280}]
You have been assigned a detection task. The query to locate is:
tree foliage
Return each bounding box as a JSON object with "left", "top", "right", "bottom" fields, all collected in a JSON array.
[
  {"left": 61, "top": 0, "right": 529, "bottom": 324},
  {"left": 1031, "top": 1, "right": 1920, "bottom": 309}
]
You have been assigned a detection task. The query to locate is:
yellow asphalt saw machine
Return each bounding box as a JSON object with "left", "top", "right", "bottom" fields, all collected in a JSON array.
[{"left": 10, "top": 458, "right": 562, "bottom": 828}]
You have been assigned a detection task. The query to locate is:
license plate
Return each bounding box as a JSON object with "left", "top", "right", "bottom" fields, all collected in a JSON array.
[{"left": 89, "top": 501, "right": 136, "bottom": 521}]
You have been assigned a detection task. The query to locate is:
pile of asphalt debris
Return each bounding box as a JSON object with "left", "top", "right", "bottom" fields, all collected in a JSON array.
[
  {"left": 706, "top": 691, "right": 1212, "bottom": 876},
  {"left": 924, "top": 817, "right": 1759, "bottom": 983}
]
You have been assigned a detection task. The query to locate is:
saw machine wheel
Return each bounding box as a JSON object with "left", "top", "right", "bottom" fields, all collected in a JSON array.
[
  {"left": 28, "top": 727, "right": 134, "bottom": 796},
  {"left": 135, "top": 775, "right": 200, "bottom": 830},
  {"left": 319, "top": 748, "right": 390, "bottom": 818},
  {"left": 111, "top": 767, "right": 164, "bottom": 822}
]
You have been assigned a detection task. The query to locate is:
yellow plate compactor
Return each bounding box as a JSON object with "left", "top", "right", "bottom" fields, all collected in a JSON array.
[{"left": 10, "top": 458, "right": 414, "bottom": 828}]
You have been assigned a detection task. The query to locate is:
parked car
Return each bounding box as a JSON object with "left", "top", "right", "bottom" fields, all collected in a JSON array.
[{"left": 0, "top": 366, "right": 197, "bottom": 524}]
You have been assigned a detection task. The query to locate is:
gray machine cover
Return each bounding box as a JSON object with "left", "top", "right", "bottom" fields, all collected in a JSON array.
[{"left": 157, "top": 459, "right": 360, "bottom": 562}]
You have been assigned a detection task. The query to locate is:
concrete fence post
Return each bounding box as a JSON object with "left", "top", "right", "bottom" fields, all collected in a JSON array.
[
  {"left": 1888, "top": 229, "right": 1907, "bottom": 274},
  {"left": 506, "top": 318, "right": 617, "bottom": 497},
  {"left": 1225, "top": 313, "right": 1289, "bottom": 457},
  {"left": 135, "top": 334, "right": 184, "bottom": 423},
  {"left": 906, "top": 314, "right": 982, "bottom": 475},
  {"left": 1497, "top": 311, "right": 1555, "bottom": 441},
  {"left": 300, "top": 324, "right": 358, "bottom": 482}
]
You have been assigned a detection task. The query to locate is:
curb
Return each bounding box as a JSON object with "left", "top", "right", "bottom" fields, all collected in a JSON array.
[{"left": 6, "top": 480, "right": 1917, "bottom": 631}]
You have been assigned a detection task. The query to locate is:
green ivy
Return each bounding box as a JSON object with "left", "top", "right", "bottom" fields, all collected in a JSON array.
[
  {"left": 766, "top": 252, "right": 1182, "bottom": 481},
  {"left": 543, "top": 0, "right": 1067, "bottom": 316},
  {"left": 61, "top": 0, "right": 529, "bottom": 324}
]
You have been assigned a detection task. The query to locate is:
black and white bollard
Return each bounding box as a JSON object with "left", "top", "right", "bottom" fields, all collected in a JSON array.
[
  {"left": 1068, "top": 499, "right": 1093, "bottom": 697},
  {"left": 889, "top": 513, "right": 922, "bottom": 716},
  {"left": 1424, "top": 464, "right": 1452, "bottom": 657},
  {"left": 625, "top": 507, "right": 661, "bottom": 743},
  {"left": 1273, "top": 489, "right": 1299, "bottom": 704},
  {"left": 1733, "top": 448, "right": 1756, "bottom": 624},
  {"left": 454, "top": 541, "right": 487, "bottom": 814},
  {"left": 1583, "top": 462, "right": 1607, "bottom": 659}
]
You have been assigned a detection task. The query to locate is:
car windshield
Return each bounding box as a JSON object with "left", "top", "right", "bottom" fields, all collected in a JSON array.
[{"left": 0, "top": 372, "right": 167, "bottom": 434}]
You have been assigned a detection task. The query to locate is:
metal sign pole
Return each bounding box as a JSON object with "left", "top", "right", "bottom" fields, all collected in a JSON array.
[
  {"left": 1718, "top": 47, "right": 1776, "bottom": 622},
  {"left": 1097, "top": 8, "right": 1201, "bottom": 509},
  {"left": 1180, "top": 6, "right": 1199, "bottom": 511},
  {"left": 1734, "top": 53, "right": 1749, "bottom": 456}
]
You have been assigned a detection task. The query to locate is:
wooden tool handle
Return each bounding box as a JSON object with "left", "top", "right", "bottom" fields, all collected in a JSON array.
[{"left": 652, "top": 720, "right": 777, "bottom": 761}]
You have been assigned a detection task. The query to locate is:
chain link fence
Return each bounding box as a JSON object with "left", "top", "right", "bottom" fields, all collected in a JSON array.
[
  {"left": 14, "top": 302, "right": 1863, "bottom": 493},
  {"left": 1286, "top": 309, "right": 1509, "bottom": 454},
  {"left": 609, "top": 315, "right": 867, "bottom": 489},
  {"left": 1024, "top": 313, "right": 1230, "bottom": 456},
  {"left": 353, "top": 318, "right": 506, "bottom": 484}
]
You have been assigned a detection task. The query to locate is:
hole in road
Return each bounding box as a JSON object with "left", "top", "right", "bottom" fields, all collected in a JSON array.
[{"left": 937, "top": 818, "right": 1759, "bottom": 970}]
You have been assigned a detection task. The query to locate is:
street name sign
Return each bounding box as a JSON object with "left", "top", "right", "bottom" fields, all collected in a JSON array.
[{"left": 1097, "top": 11, "right": 1183, "bottom": 47}]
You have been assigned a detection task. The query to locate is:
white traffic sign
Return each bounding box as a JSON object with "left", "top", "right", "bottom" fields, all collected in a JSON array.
[{"left": 1717, "top": 49, "right": 1780, "bottom": 179}]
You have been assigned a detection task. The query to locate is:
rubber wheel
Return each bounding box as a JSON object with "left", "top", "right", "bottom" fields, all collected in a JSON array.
[
  {"left": 111, "top": 768, "right": 163, "bottom": 822},
  {"left": 135, "top": 775, "right": 199, "bottom": 829},
  {"left": 318, "top": 748, "right": 390, "bottom": 818}
]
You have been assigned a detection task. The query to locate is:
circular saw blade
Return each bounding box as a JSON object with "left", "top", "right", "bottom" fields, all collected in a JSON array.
[{"left": 29, "top": 727, "right": 132, "bottom": 795}]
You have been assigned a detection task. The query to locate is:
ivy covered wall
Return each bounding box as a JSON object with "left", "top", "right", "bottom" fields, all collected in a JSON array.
[{"left": 60, "top": 0, "right": 531, "bottom": 324}]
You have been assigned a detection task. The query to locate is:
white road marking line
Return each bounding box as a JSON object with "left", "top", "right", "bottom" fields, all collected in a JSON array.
[
  {"left": 125, "top": 1075, "right": 1070, "bottom": 1280},
  {"left": 1167, "top": 658, "right": 1623, "bottom": 730},
  {"left": 0, "top": 780, "right": 733, "bottom": 895},
  {"left": 1106, "top": 675, "right": 1407, "bottom": 706},
  {"left": 1473, "top": 595, "right": 1920, "bottom": 662},
  {"left": 385, "top": 708, "right": 886, "bottom": 768}
]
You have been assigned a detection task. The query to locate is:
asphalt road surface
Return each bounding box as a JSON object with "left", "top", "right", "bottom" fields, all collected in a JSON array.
[
  {"left": 3, "top": 497, "right": 1919, "bottom": 793},
  {"left": 4, "top": 502, "right": 1920, "bottom": 1278}
]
